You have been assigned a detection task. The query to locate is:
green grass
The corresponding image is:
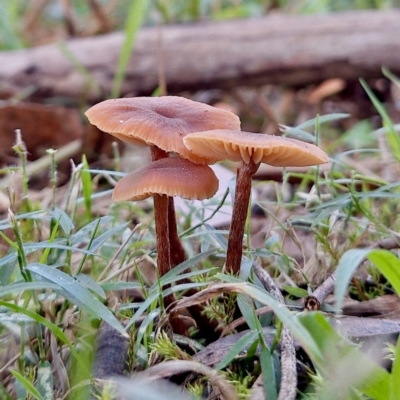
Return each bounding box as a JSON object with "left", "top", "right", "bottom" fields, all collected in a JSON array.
[{"left": 1, "top": 96, "right": 400, "bottom": 398}]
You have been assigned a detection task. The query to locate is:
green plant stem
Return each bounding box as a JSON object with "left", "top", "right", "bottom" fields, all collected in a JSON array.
[
  {"left": 225, "top": 160, "right": 260, "bottom": 275},
  {"left": 111, "top": 0, "right": 147, "bottom": 98},
  {"left": 75, "top": 218, "right": 101, "bottom": 276},
  {"left": 47, "top": 149, "right": 57, "bottom": 210},
  {"left": 180, "top": 187, "right": 230, "bottom": 236},
  {"left": 36, "top": 323, "right": 45, "bottom": 361},
  {"left": 19, "top": 322, "right": 25, "bottom": 373},
  {"left": 9, "top": 210, "right": 31, "bottom": 282},
  {"left": 13, "top": 130, "right": 29, "bottom": 198}
]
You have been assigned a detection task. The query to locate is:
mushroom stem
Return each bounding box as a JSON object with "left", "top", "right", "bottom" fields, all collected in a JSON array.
[
  {"left": 151, "top": 146, "right": 168, "bottom": 161},
  {"left": 150, "top": 146, "right": 172, "bottom": 278},
  {"left": 149, "top": 147, "right": 187, "bottom": 317},
  {"left": 225, "top": 160, "right": 260, "bottom": 275},
  {"left": 168, "top": 198, "right": 187, "bottom": 267},
  {"left": 155, "top": 192, "right": 186, "bottom": 332},
  {"left": 153, "top": 193, "right": 171, "bottom": 277},
  {"left": 150, "top": 146, "right": 187, "bottom": 269}
]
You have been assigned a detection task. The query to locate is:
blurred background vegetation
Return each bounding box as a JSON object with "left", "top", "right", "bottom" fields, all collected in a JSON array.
[{"left": 1, "top": 0, "right": 400, "bottom": 51}]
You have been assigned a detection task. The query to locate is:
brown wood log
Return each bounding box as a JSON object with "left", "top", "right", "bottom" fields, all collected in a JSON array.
[{"left": 1, "top": 10, "right": 400, "bottom": 102}]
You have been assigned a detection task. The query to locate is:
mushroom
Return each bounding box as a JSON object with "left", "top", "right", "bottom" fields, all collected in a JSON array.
[
  {"left": 113, "top": 157, "right": 218, "bottom": 318},
  {"left": 183, "top": 129, "right": 329, "bottom": 275},
  {"left": 113, "top": 157, "right": 219, "bottom": 278},
  {"left": 85, "top": 96, "right": 240, "bottom": 164},
  {"left": 113, "top": 157, "right": 219, "bottom": 203},
  {"left": 85, "top": 96, "right": 240, "bottom": 274}
]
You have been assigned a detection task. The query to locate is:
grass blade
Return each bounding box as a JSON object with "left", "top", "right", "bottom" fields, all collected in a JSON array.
[
  {"left": 360, "top": 78, "right": 400, "bottom": 163},
  {"left": 27, "top": 263, "right": 127, "bottom": 337},
  {"left": 334, "top": 248, "right": 371, "bottom": 312},
  {"left": 51, "top": 208, "right": 74, "bottom": 235},
  {"left": 81, "top": 156, "right": 92, "bottom": 221},
  {"left": 230, "top": 280, "right": 323, "bottom": 364},
  {"left": 335, "top": 248, "right": 400, "bottom": 313},
  {"left": 36, "top": 361, "right": 54, "bottom": 400},
  {"left": 367, "top": 249, "right": 400, "bottom": 295},
  {"left": 237, "top": 294, "right": 258, "bottom": 330},
  {"left": 10, "top": 370, "right": 44, "bottom": 400},
  {"left": 111, "top": 0, "right": 147, "bottom": 97},
  {"left": 0, "top": 301, "right": 89, "bottom": 374},
  {"left": 390, "top": 336, "right": 400, "bottom": 400},
  {"left": 215, "top": 330, "right": 258, "bottom": 370},
  {"left": 296, "top": 113, "right": 350, "bottom": 130},
  {"left": 259, "top": 346, "right": 278, "bottom": 400},
  {"left": 0, "top": 281, "right": 59, "bottom": 297},
  {"left": 299, "top": 312, "right": 390, "bottom": 400}
]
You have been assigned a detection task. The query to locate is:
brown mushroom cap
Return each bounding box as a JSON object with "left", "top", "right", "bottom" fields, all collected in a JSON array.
[
  {"left": 85, "top": 96, "right": 241, "bottom": 164},
  {"left": 183, "top": 129, "right": 329, "bottom": 167},
  {"left": 112, "top": 157, "right": 219, "bottom": 202}
]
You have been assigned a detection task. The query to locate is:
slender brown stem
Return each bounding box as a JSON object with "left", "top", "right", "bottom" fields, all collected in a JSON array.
[
  {"left": 225, "top": 160, "right": 260, "bottom": 275},
  {"left": 168, "top": 197, "right": 187, "bottom": 268},
  {"left": 150, "top": 147, "right": 186, "bottom": 331},
  {"left": 155, "top": 193, "right": 185, "bottom": 331},
  {"left": 151, "top": 146, "right": 168, "bottom": 162},
  {"left": 150, "top": 146, "right": 186, "bottom": 269},
  {"left": 153, "top": 193, "right": 171, "bottom": 277},
  {"left": 150, "top": 147, "right": 174, "bottom": 306},
  {"left": 150, "top": 146, "right": 171, "bottom": 279}
]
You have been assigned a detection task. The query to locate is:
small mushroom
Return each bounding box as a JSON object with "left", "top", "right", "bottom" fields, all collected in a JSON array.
[
  {"left": 183, "top": 129, "right": 329, "bottom": 275},
  {"left": 112, "top": 157, "right": 219, "bottom": 278},
  {"left": 85, "top": 96, "right": 240, "bottom": 164},
  {"left": 86, "top": 96, "right": 240, "bottom": 273}
]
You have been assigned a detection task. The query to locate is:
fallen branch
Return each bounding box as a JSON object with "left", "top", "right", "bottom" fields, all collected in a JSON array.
[
  {"left": 304, "top": 271, "right": 337, "bottom": 311},
  {"left": 1, "top": 10, "right": 399, "bottom": 101}
]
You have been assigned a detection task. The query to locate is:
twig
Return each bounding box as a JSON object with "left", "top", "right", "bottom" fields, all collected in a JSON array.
[
  {"left": 304, "top": 271, "right": 337, "bottom": 311},
  {"left": 253, "top": 261, "right": 297, "bottom": 400}
]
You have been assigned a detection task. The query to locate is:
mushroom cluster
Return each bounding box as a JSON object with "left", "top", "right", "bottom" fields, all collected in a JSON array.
[
  {"left": 85, "top": 96, "right": 240, "bottom": 286},
  {"left": 86, "top": 96, "right": 329, "bottom": 304}
]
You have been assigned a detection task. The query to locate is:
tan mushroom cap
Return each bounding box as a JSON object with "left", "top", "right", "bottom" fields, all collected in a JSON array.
[
  {"left": 183, "top": 130, "right": 329, "bottom": 167},
  {"left": 85, "top": 96, "right": 241, "bottom": 164},
  {"left": 113, "top": 157, "right": 219, "bottom": 202}
]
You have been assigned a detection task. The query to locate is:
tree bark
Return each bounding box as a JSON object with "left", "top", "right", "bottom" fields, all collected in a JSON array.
[{"left": 1, "top": 10, "right": 399, "bottom": 101}]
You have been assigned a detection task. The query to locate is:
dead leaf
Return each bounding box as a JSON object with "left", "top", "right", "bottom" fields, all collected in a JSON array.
[{"left": 0, "top": 102, "right": 83, "bottom": 163}]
